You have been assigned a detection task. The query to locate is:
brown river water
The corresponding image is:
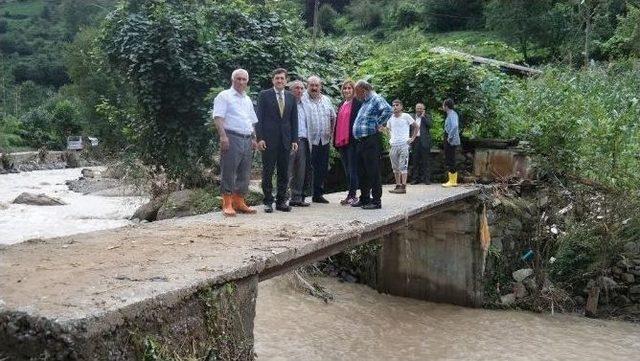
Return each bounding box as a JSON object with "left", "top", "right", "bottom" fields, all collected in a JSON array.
[{"left": 255, "top": 275, "right": 640, "bottom": 361}]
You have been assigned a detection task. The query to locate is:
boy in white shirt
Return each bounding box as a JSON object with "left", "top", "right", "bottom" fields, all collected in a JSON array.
[{"left": 383, "top": 99, "right": 418, "bottom": 194}]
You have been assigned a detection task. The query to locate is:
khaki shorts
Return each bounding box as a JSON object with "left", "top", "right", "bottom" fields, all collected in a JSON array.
[{"left": 390, "top": 144, "right": 409, "bottom": 173}]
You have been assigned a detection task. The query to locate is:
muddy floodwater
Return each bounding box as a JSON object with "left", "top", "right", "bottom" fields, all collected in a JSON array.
[
  {"left": 255, "top": 276, "right": 640, "bottom": 361},
  {"left": 0, "top": 168, "right": 146, "bottom": 245}
]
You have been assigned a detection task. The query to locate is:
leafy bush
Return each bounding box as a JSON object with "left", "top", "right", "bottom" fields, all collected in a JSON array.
[
  {"left": 0, "top": 32, "right": 32, "bottom": 55},
  {"left": 603, "top": 4, "right": 640, "bottom": 58},
  {"left": 0, "top": 115, "right": 24, "bottom": 149},
  {"left": 19, "top": 107, "right": 59, "bottom": 149},
  {"left": 551, "top": 190, "right": 640, "bottom": 288},
  {"left": 358, "top": 46, "right": 508, "bottom": 143},
  {"left": 485, "top": 62, "right": 640, "bottom": 190},
  {"left": 390, "top": 1, "right": 421, "bottom": 29}
]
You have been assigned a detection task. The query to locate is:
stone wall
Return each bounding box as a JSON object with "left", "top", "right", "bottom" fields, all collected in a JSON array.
[{"left": 377, "top": 201, "right": 485, "bottom": 307}]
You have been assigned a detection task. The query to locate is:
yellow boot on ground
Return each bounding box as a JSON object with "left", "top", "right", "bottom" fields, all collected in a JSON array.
[{"left": 442, "top": 172, "right": 459, "bottom": 187}]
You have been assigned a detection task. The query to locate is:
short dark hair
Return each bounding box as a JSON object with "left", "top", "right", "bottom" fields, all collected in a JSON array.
[
  {"left": 392, "top": 99, "right": 403, "bottom": 105},
  {"left": 272, "top": 68, "right": 288, "bottom": 78},
  {"left": 444, "top": 98, "right": 455, "bottom": 109}
]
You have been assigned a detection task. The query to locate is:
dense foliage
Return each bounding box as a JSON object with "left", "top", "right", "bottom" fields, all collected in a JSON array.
[
  {"left": 488, "top": 62, "right": 640, "bottom": 189},
  {"left": 359, "top": 46, "right": 507, "bottom": 141}
]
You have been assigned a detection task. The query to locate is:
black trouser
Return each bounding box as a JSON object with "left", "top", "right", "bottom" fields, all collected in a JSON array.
[
  {"left": 262, "top": 141, "right": 290, "bottom": 205},
  {"left": 356, "top": 133, "right": 382, "bottom": 206},
  {"left": 410, "top": 140, "right": 431, "bottom": 182},
  {"left": 444, "top": 139, "right": 457, "bottom": 173},
  {"left": 339, "top": 144, "right": 359, "bottom": 198},
  {"left": 311, "top": 143, "right": 330, "bottom": 198}
]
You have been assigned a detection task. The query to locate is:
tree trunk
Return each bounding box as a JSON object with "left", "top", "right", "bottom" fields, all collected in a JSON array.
[
  {"left": 585, "top": 286, "right": 600, "bottom": 318},
  {"left": 584, "top": 9, "right": 591, "bottom": 67}
]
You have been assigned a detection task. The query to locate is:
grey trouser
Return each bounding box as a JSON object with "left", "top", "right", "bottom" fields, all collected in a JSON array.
[
  {"left": 220, "top": 131, "right": 253, "bottom": 195},
  {"left": 288, "top": 138, "right": 310, "bottom": 201}
]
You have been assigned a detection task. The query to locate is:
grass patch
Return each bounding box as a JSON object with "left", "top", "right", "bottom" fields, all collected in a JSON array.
[{"left": 0, "top": 0, "right": 45, "bottom": 17}]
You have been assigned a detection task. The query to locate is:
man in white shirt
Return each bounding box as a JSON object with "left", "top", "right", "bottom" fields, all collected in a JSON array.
[
  {"left": 211, "top": 68, "right": 259, "bottom": 217},
  {"left": 384, "top": 99, "right": 417, "bottom": 194},
  {"left": 302, "top": 76, "right": 336, "bottom": 203}
]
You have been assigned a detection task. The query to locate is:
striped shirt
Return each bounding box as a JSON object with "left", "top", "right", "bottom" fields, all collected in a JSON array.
[
  {"left": 302, "top": 92, "right": 336, "bottom": 146},
  {"left": 352, "top": 92, "right": 392, "bottom": 139}
]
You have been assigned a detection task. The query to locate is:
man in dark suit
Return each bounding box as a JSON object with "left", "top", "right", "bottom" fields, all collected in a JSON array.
[
  {"left": 410, "top": 102, "right": 432, "bottom": 184},
  {"left": 256, "top": 68, "right": 299, "bottom": 213}
]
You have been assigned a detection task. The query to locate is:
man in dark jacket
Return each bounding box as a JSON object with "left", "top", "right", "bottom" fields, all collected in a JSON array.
[
  {"left": 410, "top": 102, "right": 432, "bottom": 185},
  {"left": 255, "top": 68, "right": 299, "bottom": 213}
]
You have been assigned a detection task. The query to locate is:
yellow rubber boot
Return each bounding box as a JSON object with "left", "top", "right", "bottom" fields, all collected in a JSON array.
[{"left": 442, "top": 172, "right": 458, "bottom": 187}]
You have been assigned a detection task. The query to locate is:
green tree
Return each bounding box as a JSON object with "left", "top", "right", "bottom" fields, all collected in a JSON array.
[
  {"left": 346, "top": 0, "right": 383, "bottom": 30},
  {"left": 422, "top": 0, "right": 485, "bottom": 31},
  {"left": 318, "top": 3, "right": 338, "bottom": 34},
  {"left": 65, "top": 26, "right": 127, "bottom": 150},
  {"left": 100, "top": 0, "right": 218, "bottom": 186},
  {"left": 485, "top": 0, "right": 554, "bottom": 61},
  {"left": 603, "top": 3, "right": 640, "bottom": 58}
]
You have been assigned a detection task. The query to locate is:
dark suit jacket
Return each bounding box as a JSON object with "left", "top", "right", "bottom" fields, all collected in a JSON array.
[
  {"left": 255, "top": 88, "right": 298, "bottom": 151},
  {"left": 333, "top": 98, "right": 363, "bottom": 149},
  {"left": 415, "top": 112, "right": 432, "bottom": 149}
]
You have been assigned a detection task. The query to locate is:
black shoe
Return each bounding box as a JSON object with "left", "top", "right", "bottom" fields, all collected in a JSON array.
[
  {"left": 362, "top": 203, "right": 381, "bottom": 210},
  {"left": 276, "top": 203, "right": 291, "bottom": 212},
  {"left": 312, "top": 196, "right": 330, "bottom": 204},
  {"left": 423, "top": 180, "right": 431, "bottom": 185},
  {"left": 351, "top": 199, "right": 369, "bottom": 207},
  {"left": 290, "top": 199, "right": 310, "bottom": 207},
  {"left": 410, "top": 179, "right": 420, "bottom": 185},
  {"left": 264, "top": 204, "right": 273, "bottom": 213}
]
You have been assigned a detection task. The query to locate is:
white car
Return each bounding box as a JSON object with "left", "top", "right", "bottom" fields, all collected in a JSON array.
[{"left": 67, "top": 136, "right": 83, "bottom": 151}]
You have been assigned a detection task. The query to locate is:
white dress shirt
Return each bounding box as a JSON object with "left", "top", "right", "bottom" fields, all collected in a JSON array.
[{"left": 212, "top": 87, "right": 258, "bottom": 135}]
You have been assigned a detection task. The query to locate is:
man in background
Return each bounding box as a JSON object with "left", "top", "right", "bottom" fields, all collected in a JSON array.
[
  {"left": 288, "top": 80, "right": 312, "bottom": 207},
  {"left": 410, "top": 102, "right": 432, "bottom": 185}
]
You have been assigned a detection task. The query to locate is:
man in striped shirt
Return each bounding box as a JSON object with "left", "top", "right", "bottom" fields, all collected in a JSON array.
[{"left": 351, "top": 80, "right": 392, "bottom": 210}]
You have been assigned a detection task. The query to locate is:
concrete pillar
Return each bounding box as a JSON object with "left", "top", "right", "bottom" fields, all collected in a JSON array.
[
  {"left": 377, "top": 201, "right": 484, "bottom": 307},
  {"left": 0, "top": 276, "right": 258, "bottom": 360}
]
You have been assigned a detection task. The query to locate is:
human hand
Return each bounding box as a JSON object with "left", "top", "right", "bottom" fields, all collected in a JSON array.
[
  {"left": 220, "top": 136, "right": 230, "bottom": 152},
  {"left": 251, "top": 139, "right": 258, "bottom": 150},
  {"left": 291, "top": 142, "right": 299, "bottom": 153},
  {"left": 257, "top": 140, "right": 267, "bottom": 151}
]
